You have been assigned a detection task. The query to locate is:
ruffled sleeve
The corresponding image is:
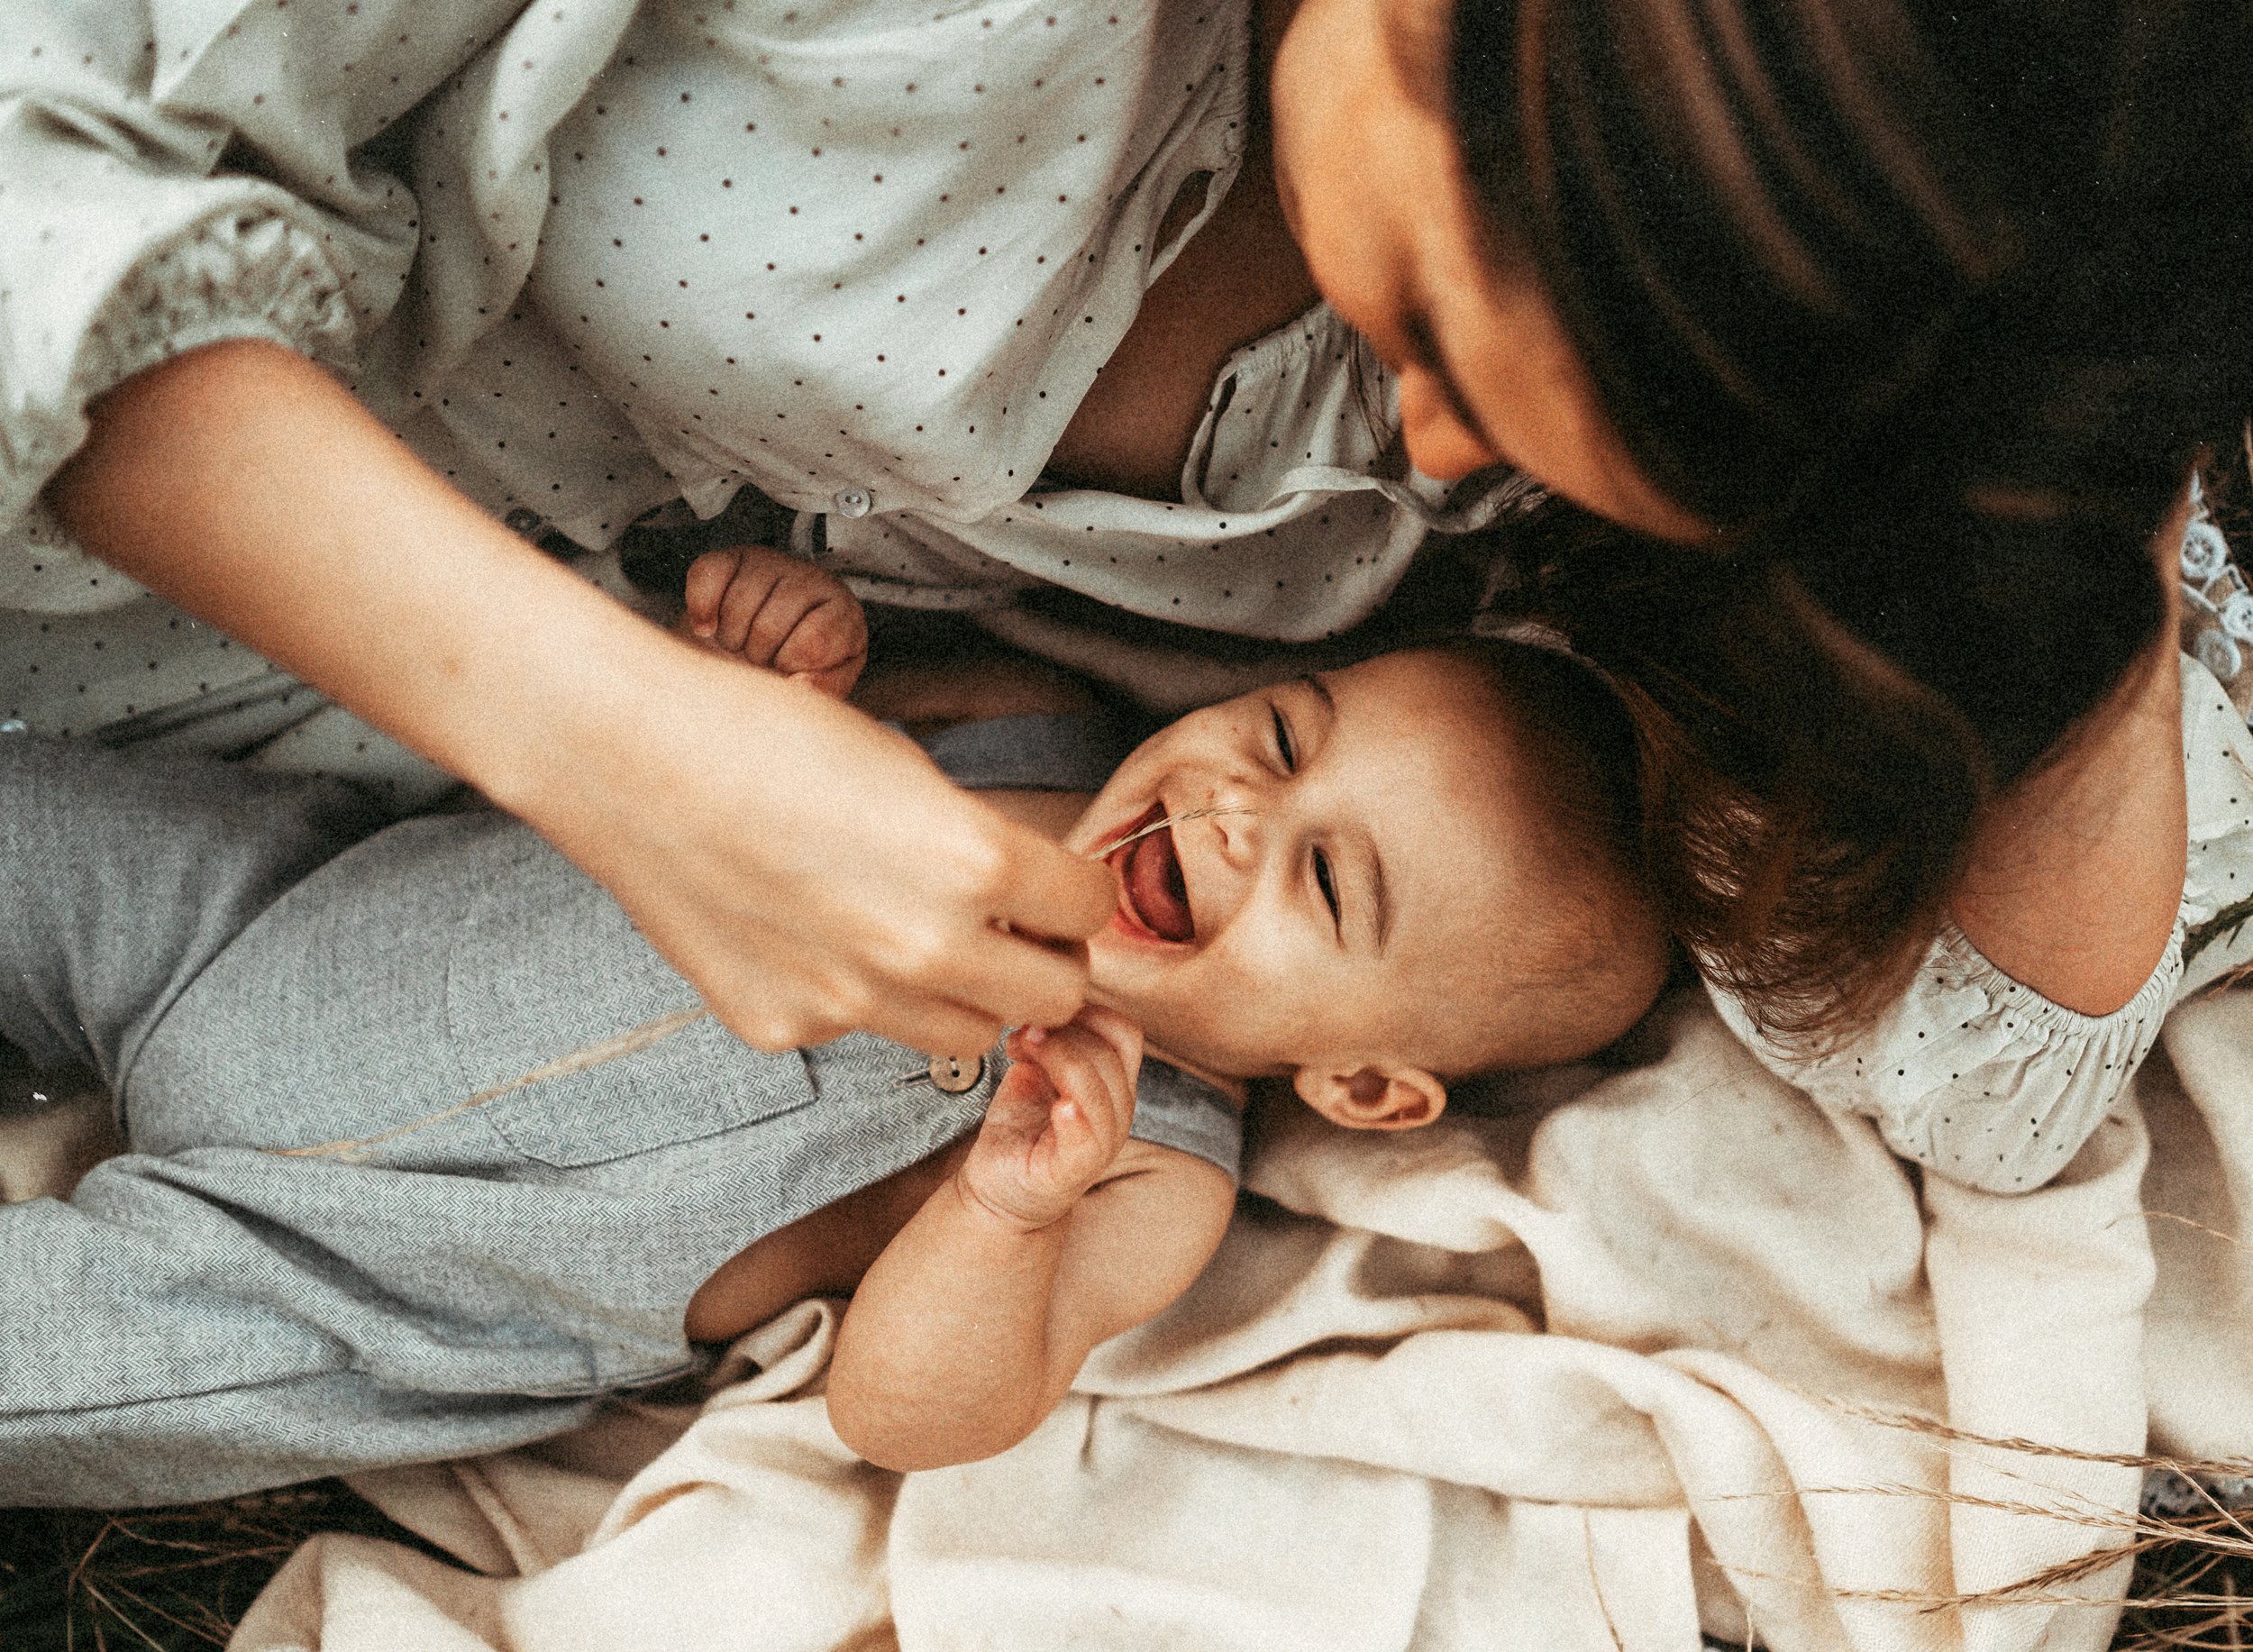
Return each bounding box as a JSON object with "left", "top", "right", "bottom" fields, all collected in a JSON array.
[
  {"left": 1709, "top": 653, "right": 2253, "bottom": 1193},
  {"left": 1708, "top": 923, "right": 2178, "bottom": 1194},
  {"left": 0, "top": 0, "right": 522, "bottom": 611},
  {"left": 2178, "top": 652, "right": 2253, "bottom": 988}
]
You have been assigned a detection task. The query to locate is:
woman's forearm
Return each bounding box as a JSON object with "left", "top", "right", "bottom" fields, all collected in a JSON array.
[
  {"left": 43, "top": 339, "right": 1116, "bottom": 1058},
  {"left": 43, "top": 338, "right": 706, "bottom": 810}
]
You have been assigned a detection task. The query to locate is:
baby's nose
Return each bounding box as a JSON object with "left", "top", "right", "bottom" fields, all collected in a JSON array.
[{"left": 1202, "top": 787, "right": 1261, "bottom": 868}]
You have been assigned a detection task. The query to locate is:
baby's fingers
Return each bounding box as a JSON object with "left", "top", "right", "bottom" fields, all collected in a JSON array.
[
  {"left": 1008, "top": 1022, "right": 1135, "bottom": 1149},
  {"left": 680, "top": 548, "right": 744, "bottom": 639},
  {"left": 770, "top": 598, "right": 869, "bottom": 698},
  {"left": 716, "top": 557, "right": 790, "bottom": 654},
  {"left": 1059, "top": 1006, "right": 1144, "bottom": 1088}
]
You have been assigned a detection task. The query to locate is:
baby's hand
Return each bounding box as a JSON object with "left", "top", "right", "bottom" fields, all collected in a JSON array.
[
  {"left": 676, "top": 545, "right": 869, "bottom": 698},
  {"left": 959, "top": 1008, "right": 1143, "bottom": 1231}
]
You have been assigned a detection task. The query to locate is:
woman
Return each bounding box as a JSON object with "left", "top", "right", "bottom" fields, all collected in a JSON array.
[{"left": 11, "top": 0, "right": 2249, "bottom": 1072}]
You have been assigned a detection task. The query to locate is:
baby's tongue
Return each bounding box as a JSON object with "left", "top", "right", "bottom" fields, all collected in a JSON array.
[{"left": 1126, "top": 828, "right": 1194, "bottom": 943}]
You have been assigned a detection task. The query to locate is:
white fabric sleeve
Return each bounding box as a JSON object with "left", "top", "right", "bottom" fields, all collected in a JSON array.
[
  {"left": 1707, "top": 925, "right": 2178, "bottom": 1194},
  {"left": 2178, "top": 653, "right": 2253, "bottom": 988},
  {"left": 1705, "top": 654, "right": 2253, "bottom": 1195},
  {"left": 0, "top": 0, "right": 521, "bottom": 612}
]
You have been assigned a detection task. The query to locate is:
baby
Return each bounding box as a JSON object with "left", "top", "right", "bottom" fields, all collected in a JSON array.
[{"left": 0, "top": 548, "right": 1665, "bottom": 1506}]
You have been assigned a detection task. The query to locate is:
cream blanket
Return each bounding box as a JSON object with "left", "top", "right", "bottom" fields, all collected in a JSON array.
[{"left": 228, "top": 988, "right": 2253, "bottom": 1652}]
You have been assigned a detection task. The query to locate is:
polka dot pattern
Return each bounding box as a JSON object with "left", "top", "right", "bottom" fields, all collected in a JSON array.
[
  {"left": 818, "top": 309, "right": 1535, "bottom": 639},
  {"left": 0, "top": 0, "right": 1535, "bottom": 785},
  {"left": 519, "top": 0, "right": 1236, "bottom": 528},
  {"left": 1710, "top": 646, "right": 2253, "bottom": 1196},
  {"left": 0, "top": 593, "right": 453, "bottom": 813}
]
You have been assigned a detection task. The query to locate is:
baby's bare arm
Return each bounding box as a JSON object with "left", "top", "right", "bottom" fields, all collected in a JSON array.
[{"left": 826, "top": 1015, "right": 1234, "bottom": 1471}]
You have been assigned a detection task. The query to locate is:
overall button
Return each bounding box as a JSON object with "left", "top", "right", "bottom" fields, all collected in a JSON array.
[
  {"left": 927, "top": 1054, "right": 983, "bottom": 1093},
  {"left": 832, "top": 488, "right": 873, "bottom": 518}
]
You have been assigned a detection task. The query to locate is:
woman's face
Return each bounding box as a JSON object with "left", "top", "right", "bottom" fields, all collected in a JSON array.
[{"left": 1266, "top": 0, "right": 1709, "bottom": 543}]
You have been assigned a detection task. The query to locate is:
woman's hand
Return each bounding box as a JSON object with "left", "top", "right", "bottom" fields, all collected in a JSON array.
[
  {"left": 677, "top": 544, "right": 868, "bottom": 698},
  {"left": 959, "top": 1009, "right": 1143, "bottom": 1231},
  {"left": 47, "top": 340, "right": 1117, "bottom": 1057},
  {"left": 543, "top": 650, "right": 1117, "bottom": 1054}
]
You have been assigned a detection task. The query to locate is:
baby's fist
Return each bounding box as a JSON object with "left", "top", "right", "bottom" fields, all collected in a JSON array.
[
  {"left": 678, "top": 545, "right": 869, "bottom": 698},
  {"left": 959, "top": 1009, "right": 1143, "bottom": 1232}
]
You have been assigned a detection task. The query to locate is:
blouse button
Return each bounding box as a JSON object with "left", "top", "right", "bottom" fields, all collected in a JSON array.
[
  {"left": 928, "top": 1054, "right": 983, "bottom": 1093},
  {"left": 832, "top": 487, "right": 874, "bottom": 518},
  {"left": 503, "top": 507, "right": 544, "bottom": 535}
]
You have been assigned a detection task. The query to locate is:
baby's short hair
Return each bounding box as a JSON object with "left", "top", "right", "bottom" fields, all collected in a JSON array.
[{"left": 1414, "top": 634, "right": 1667, "bottom": 1076}]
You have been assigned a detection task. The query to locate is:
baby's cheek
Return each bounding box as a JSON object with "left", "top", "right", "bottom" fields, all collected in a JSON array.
[{"left": 1172, "top": 938, "right": 1328, "bottom": 1073}]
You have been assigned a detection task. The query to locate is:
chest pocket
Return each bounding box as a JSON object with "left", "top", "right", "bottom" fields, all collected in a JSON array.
[{"left": 443, "top": 826, "right": 816, "bottom": 1167}]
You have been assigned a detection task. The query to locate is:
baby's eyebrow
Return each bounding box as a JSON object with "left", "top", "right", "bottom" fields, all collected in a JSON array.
[{"left": 1371, "top": 844, "right": 1392, "bottom": 955}]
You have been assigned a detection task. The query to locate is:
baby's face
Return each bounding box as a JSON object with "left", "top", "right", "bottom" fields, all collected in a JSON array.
[{"left": 1070, "top": 650, "right": 1599, "bottom": 1082}]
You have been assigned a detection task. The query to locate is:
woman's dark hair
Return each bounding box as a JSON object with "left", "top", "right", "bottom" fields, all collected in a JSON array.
[{"left": 1447, "top": 0, "right": 2253, "bottom": 1045}]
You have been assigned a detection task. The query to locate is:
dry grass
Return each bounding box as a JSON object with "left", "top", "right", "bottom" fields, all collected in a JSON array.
[
  {"left": 0, "top": 1482, "right": 452, "bottom": 1650},
  {"left": 3, "top": 1465, "right": 2249, "bottom": 1649},
  {"left": 2115, "top": 1503, "right": 2253, "bottom": 1652},
  {"left": 1784, "top": 1396, "right": 2253, "bottom": 1650}
]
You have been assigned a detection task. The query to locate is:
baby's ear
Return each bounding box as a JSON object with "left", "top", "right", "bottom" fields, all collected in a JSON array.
[{"left": 1291, "top": 1064, "right": 1447, "bottom": 1131}]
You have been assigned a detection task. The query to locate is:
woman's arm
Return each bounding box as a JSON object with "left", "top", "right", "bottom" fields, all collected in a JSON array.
[
  {"left": 826, "top": 1011, "right": 1235, "bottom": 1471},
  {"left": 46, "top": 340, "right": 1116, "bottom": 1056},
  {"left": 1948, "top": 524, "right": 2189, "bottom": 1016}
]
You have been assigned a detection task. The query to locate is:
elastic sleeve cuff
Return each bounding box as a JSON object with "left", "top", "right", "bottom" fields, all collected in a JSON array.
[
  {"left": 1709, "top": 917, "right": 2184, "bottom": 1195},
  {"left": 0, "top": 199, "right": 357, "bottom": 612}
]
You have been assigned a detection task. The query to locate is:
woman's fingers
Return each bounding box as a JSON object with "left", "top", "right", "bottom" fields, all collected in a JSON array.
[
  {"left": 823, "top": 992, "right": 1007, "bottom": 1065},
  {"left": 920, "top": 922, "right": 1098, "bottom": 1038},
  {"left": 993, "top": 835, "right": 1119, "bottom": 949},
  {"left": 530, "top": 657, "right": 1111, "bottom": 1062}
]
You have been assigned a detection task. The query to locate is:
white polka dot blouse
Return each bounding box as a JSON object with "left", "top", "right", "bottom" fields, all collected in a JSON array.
[{"left": 0, "top": 0, "right": 1527, "bottom": 643}]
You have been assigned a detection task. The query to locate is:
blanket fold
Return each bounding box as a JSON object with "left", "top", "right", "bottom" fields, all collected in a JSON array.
[{"left": 227, "top": 990, "right": 2253, "bottom": 1652}]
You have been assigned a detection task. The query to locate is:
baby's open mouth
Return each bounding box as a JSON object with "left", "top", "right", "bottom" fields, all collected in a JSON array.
[{"left": 1106, "top": 804, "right": 1196, "bottom": 944}]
